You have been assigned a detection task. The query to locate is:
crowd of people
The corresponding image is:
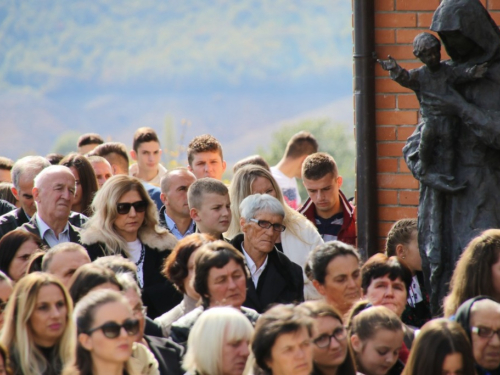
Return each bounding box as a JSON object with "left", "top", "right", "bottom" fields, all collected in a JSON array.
[{"left": 0, "top": 127, "right": 496, "bottom": 375}]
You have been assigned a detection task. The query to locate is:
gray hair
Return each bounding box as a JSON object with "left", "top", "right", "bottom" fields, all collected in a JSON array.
[
  {"left": 116, "top": 272, "right": 141, "bottom": 297},
  {"left": 239, "top": 194, "right": 285, "bottom": 221},
  {"left": 11, "top": 156, "right": 50, "bottom": 190},
  {"left": 33, "top": 165, "right": 74, "bottom": 188},
  {"left": 41, "top": 243, "right": 89, "bottom": 272}
]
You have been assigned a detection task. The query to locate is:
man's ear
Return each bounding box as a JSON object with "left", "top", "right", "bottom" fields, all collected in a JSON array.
[
  {"left": 130, "top": 149, "right": 137, "bottom": 161},
  {"left": 32, "top": 187, "right": 40, "bottom": 203},
  {"left": 160, "top": 193, "right": 167, "bottom": 205},
  {"left": 222, "top": 160, "right": 227, "bottom": 174},
  {"left": 187, "top": 164, "right": 193, "bottom": 173},
  {"left": 190, "top": 207, "right": 199, "bottom": 222},
  {"left": 337, "top": 175, "right": 343, "bottom": 189},
  {"left": 11, "top": 186, "right": 19, "bottom": 201},
  {"left": 240, "top": 217, "right": 247, "bottom": 233}
]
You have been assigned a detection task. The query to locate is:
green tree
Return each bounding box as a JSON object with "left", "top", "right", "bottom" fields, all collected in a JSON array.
[{"left": 258, "top": 118, "right": 355, "bottom": 200}]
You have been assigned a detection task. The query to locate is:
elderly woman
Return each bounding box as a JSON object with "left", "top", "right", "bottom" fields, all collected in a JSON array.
[
  {"left": 80, "top": 175, "right": 181, "bottom": 318},
  {"left": 155, "top": 233, "right": 214, "bottom": 336},
  {"left": 169, "top": 241, "right": 259, "bottom": 348},
  {"left": 228, "top": 165, "right": 324, "bottom": 299},
  {"left": 230, "top": 194, "right": 304, "bottom": 313}
]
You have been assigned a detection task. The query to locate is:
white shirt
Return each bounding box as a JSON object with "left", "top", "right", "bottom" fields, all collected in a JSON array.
[
  {"left": 128, "top": 239, "right": 145, "bottom": 288},
  {"left": 271, "top": 166, "right": 301, "bottom": 209},
  {"left": 241, "top": 243, "right": 268, "bottom": 288},
  {"left": 35, "top": 214, "right": 70, "bottom": 248}
]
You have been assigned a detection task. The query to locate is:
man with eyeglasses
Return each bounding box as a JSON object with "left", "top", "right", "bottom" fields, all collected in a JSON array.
[
  {"left": 230, "top": 193, "right": 304, "bottom": 313},
  {"left": 455, "top": 296, "right": 500, "bottom": 375}
]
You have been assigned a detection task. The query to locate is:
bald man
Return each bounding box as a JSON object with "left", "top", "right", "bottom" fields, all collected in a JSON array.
[
  {"left": 21, "top": 165, "right": 83, "bottom": 248},
  {"left": 159, "top": 168, "right": 197, "bottom": 239},
  {"left": 42, "top": 243, "right": 91, "bottom": 287}
]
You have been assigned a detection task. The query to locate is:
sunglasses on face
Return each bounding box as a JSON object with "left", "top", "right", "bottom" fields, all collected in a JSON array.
[
  {"left": 86, "top": 318, "right": 140, "bottom": 339},
  {"left": 116, "top": 200, "right": 148, "bottom": 215}
]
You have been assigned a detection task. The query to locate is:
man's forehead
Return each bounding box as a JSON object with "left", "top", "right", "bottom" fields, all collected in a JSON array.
[
  {"left": 193, "top": 151, "right": 222, "bottom": 162},
  {"left": 471, "top": 300, "right": 500, "bottom": 325},
  {"left": 137, "top": 141, "right": 160, "bottom": 152}
]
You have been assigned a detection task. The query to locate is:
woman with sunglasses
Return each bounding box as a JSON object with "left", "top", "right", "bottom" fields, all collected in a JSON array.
[
  {"left": 300, "top": 301, "right": 356, "bottom": 375},
  {"left": 81, "top": 175, "right": 181, "bottom": 318},
  {"left": 64, "top": 289, "right": 140, "bottom": 375},
  {"left": 0, "top": 272, "right": 75, "bottom": 375}
]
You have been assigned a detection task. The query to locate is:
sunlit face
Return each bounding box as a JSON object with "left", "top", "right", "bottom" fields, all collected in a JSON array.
[
  {"left": 442, "top": 352, "right": 464, "bottom": 375},
  {"left": 69, "top": 167, "right": 82, "bottom": 209},
  {"left": 47, "top": 250, "right": 91, "bottom": 288},
  {"left": 79, "top": 301, "right": 135, "bottom": 365},
  {"left": 113, "top": 190, "right": 146, "bottom": 242},
  {"left": 183, "top": 249, "right": 201, "bottom": 300},
  {"left": 133, "top": 141, "right": 162, "bottom": 174},
  {"left": 364, "top": 275, "right": 408, "bottom": 317},
  {"left": 8, "top": 239, "right": 40, "bottom": 281},
  {"left": 267, "top": 327, "right": 313, "bottom": 375},
  {"left": 191, "top": 193, "right": 231, "bottom": 238},
  {"left": 206, "top": 259, "right": 247, "bottom": 308},
  {"left": 312, "top": 316, "right": 348, "bottom": 370},
  {"left": 251, "top": 176, "right": 277, "bottom": 198},
  {"left": 29, "top": 284, "right": 68, "bottom": 348},
  {"left": 188, "top": 151, "right": 226, "bottom": 180},
  {"left": 241, "top": 211, "right": 282, "bottom": 254},
  {"left": 33, "top": 169, "right": 76, "bottom": 221},
  {"left": 313, "top": 255, "right": 361, "bottom": 315},
  {"left": 303, "top": 173, "right": 343, "bottom": 218},
  {"left": 351, "top": 329, "right": 404, "bottom": 375},
  {"left": 221, "top": 332, "right": 251, "bottom": 375},
  {"left": 12, "top": 174, "right": 37, "bottom": 217},
  {"left": 91, "top": 161, "right": 113, "bottom": 189},
  {"left": 162, "top": 171, "right": 196, "bottom": 218}
]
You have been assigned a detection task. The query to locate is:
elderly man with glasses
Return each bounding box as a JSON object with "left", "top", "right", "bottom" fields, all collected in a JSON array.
[{"left": 230, "top": 193, "right": 304, "bottom": 313}]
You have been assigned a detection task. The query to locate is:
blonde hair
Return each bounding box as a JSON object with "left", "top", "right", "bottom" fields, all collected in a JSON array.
[
  {"left": 227, "top": 165, "right": 307, "bottom": 241},
  {"left": 0, "top": 272, "right": 75, "bottom": 375},
  {"left": 81, "top": 175, "right": 168, "bottom": 255},
  {"left": 183, "top": 307, "right": 253, "bottom": 375}
]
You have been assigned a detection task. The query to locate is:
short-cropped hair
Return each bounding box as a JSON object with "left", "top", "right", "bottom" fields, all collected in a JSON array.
[
  {"left": 361, "top": 253, "right": 412, "bottom": 294},
  {"left": 252, "top": 304, "right": 313, "bottom": 374},
  {"left": 233, "top": 155, "right": 270, "bottom": 173},
  {"left": 133, "top": 127, "right": 160, "bottom": 152},
  {"left": 302, "top": 152, "right": 338, "bottom": 180},
  {"left": 163, "top": 233, "right": 215, "bottom": 293},
  {"left": 306, "top": 241, "right": 360, "bottom": 284},
  {"left": 187, "top": 178, "right": 228, "bottom": 210},
  {"left": 239, "top": 194, "right": 285, "bottom": 221},
  {"left": 385, "top": 218, "right": 417, "bottom": 257},
  {"left": 0, "top": 157, "right": 14, "bottom": 171},
  {"left": 187, "top": 134, "right": 223, "bottom": 166},
  {"left": 45, "top": 153, "right": 64, "bottom": 165},
  {"left": 77, "top": 133, "right": 104, "bottom": 148},
  {"left": 92, "top": 255, "right": 138, "bottom": 278},
  {"left": 11, "top": 156, "right": 50, "bottom": 190},
  {"left": 41, "top": 243, "right": 89, "bottom": 272},
  {"left": 88, "top": 142, "right": 129, "bottom": 173},
  {"left": 183, "top": 307, "right": 254, "bottom": 375},
  {"left": 284, "top": 131, "right": 318, "bottom": 159},
  {"left": 193, "top": 241, "right": 248, "bottom": 308}
]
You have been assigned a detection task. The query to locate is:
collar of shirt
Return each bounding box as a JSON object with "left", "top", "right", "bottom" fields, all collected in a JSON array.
[
  {"left": 241, "top": 243, "right": 268, "bottom": 288},
  {"left": 164, "top": 212, "right": 195, "bottom": 240},
  {"left": 35, "top": 213, "right": 70, "bottom": 246}
]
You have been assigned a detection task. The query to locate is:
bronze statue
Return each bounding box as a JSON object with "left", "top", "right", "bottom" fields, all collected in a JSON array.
[{"left": 379, "top": 0, "right": 500, "bottom": 315}]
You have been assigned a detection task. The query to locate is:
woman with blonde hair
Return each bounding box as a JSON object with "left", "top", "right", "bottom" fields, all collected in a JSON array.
[
  {"left": 443, "top": 229, "right": 500, "bottom": 317},
  {"left": 80, "top": 175, "right": 180, "bottom": 318},
  {"left": 0, "top": 272, "right": 75, "bottom": 375},
  {"left": 228, "top": 165, "right": 323, "bottom": 299},
  {"left": 183, "top": 307, "right": 254, "bottom": 375}
]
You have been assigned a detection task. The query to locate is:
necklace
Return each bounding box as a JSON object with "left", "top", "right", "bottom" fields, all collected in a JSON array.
[{"left": 135, "top": 243, "right": 145, "bottom": 267}]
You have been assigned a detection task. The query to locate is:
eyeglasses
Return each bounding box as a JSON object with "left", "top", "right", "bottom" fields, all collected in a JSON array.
[
  {"left": 86, "top": 319, "right": 140, "bottom": 338},
  {"left": 249, "top": 219, "right": 286, "bottom": 232},
  {"left": 313, "top": 326, "right": 347, "bottom": 348},
  {"left": 116, "top": 200, "right": 148, "bottom": 215},
  {"left": 472, "top": 326, "right": 500, "bottom": 339}
]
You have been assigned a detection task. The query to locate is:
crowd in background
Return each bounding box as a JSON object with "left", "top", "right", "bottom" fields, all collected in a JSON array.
[{"left": 0, "top": 128, "right": 496, "bottom": 375}]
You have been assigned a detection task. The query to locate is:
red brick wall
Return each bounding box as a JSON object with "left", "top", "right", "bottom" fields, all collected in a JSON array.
[{"left": 372, "top": 0, "right": 500, "bottom": 249}]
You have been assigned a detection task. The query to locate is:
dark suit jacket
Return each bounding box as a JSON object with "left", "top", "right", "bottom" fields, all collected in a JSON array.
[
  {"left": 144, "top": 335, "right": 184, "bottom": 375},
  {"left": 20, "top": 217, "right": 83, "bottom": 248},
  {"left": 230, "top": 233, "right": 304, "bottom": 313}
]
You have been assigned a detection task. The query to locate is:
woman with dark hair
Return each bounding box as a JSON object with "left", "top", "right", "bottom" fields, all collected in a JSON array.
[
  {"left": 80, "top": 175, "right": 180, "bottom": 318},
  {"left": 300, "top": 301, "right": 356, "bottom": 375},
  {"left": 169, "top": 241, "right": 259, "bottom": 348},
  {"left": 402, "top": 319, "right": 475, "bottom": 375},
  {"left": 444, "top": 229, "right": 500, "bottom": 318},
  {"left": 60, "top": 153, "right": 98, "bottom": 217},
  {"left": 252, "top": 304, "right": 314, "bottom": 375},
  {"left": 0, "top": 272, "right": 75, "bottom": 375},
  {"left": 0, "top": 229, "right": 43, "bottom": 282},
  {"left": 68, "top": 264, "right": 122, "bottom": 304},
  {"left": 155, "top": 233, "right": 214, "bottom": 336},
  {"left": 64, "top": 289, "right": 138, "bottom": 375}
]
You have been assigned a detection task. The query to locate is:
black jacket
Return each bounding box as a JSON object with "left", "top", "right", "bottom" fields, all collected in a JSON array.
[
  {"left": 144, "top": 335, "right": 184, "bottom": 375},
  {"left": 230, "top": 233, "right": 304, "bottom": 313},
  {"left": 20, "top": 217, "right": 83, "bottom": 247},
  {"left": 81, "top": 227, "right": 182, "bottom": 319}
]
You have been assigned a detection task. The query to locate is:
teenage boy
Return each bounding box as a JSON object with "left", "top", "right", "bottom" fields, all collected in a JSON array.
[
  {"left": 187, "top": 178, "right": 231, "bottom": 240},
  {"left": 130, "top": 127, "right": 167, "bottom": 186},
  {"left": 187, "top": 134, "right": 226, "bottom": 180}
]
